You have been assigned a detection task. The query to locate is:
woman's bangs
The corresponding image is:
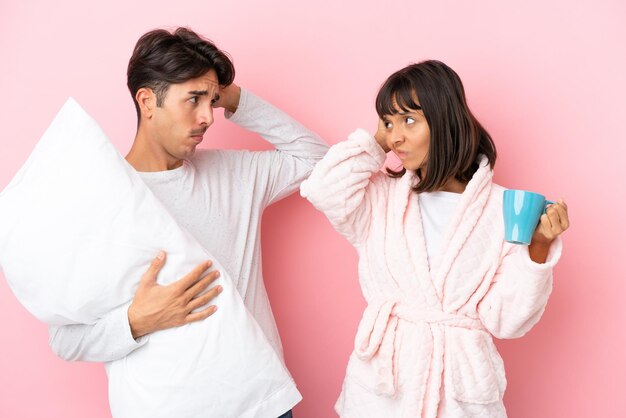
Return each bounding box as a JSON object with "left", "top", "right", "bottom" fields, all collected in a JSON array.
[{"left": 376, "top": 78, "right": 420, "bottom": 117}]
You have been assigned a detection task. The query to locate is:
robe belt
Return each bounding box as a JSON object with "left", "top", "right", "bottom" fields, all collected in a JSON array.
[{"left": 354, "top": 299, "right": 485, "bottom": 396}]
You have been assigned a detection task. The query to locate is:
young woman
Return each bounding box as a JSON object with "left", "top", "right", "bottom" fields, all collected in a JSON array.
[{"left": 300, "top": 60, "right": 569, "bottom": 417}]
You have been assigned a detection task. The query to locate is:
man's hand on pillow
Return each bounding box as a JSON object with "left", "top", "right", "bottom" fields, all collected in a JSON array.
[{"left": 127, "top": 251, "right": 222, "bottom": 339}]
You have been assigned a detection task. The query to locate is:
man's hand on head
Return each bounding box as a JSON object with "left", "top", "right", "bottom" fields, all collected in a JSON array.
[
  {"left": 214, "top": 83, "right": 241, "bottom": 114},
  {"left": 127, "top": 251, "right": 222, "bottom": 339}
]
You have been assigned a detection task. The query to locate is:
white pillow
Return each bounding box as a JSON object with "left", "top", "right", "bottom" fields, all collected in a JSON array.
[{"left": 0, "top": 98, "right": 300, "bottom": 417}]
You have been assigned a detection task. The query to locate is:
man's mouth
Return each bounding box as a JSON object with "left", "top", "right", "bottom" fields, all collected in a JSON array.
[{"left": 190, "top": 130, "right": 207, "bottom": 143}]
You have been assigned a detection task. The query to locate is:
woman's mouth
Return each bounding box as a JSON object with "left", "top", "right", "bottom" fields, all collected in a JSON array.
[{"left": 395, "top": 150, "right": 408, "bottom": 159}]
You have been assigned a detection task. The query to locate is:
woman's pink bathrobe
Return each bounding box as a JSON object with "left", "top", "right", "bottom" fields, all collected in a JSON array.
[{"left": 300, "top": 129, "right": 562, "bottom": 418}]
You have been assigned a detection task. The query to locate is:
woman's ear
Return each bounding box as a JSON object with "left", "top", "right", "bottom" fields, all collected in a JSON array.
[{"left": 136, "top": 88, "right": 155, "bottom": 120}]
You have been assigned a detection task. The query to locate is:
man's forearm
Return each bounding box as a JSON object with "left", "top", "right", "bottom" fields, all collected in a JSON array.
[
  {"left": 226, "top": 88, "right": 329, "bottom": 163},
  {"left": 48, "top": 303, "right": 146, "bottom": 362}
]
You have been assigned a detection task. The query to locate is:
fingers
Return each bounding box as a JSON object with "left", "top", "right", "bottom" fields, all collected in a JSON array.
[
  {"left": 178, "top": 285, "right": 222, "bottom": 328},
  {"left": 187, "top": 285, "right": 223, "bottom": 312},
  {"left": 185, "top": 305, "right": 218, "bottom": 324},
  {"left": 172, "top": 260, "right": 214, "bottom": 291},
  {"left": 375, "top": 119, "right": 391, "bottom": 152},
  {"left": 215, "top": 84, "right": 241, "bottom": 112},
  {"left": 183, "top": 269, "right": 220, "bottom": 301},
  {"left": 547, "top": 199, "right": 570, "bottom": 228},
  {"left": 541, "top": 200, "right": 569, "bottom": 239},
  {"left": 139, "top": 251, "right": 166, "bottom": 287},
  {"left": 538, "top": 213, "right": 555, "bottom": 240},
  {"left": 551, "top": 201, "right": 570, "bottom": 230}
]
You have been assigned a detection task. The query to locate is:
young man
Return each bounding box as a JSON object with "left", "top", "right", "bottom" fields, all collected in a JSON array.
[{"left": 48, "top": 27, "right": 328, "bottom": 418}]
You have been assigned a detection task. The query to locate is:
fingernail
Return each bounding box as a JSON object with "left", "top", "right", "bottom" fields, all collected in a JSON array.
[
  {"left": 216, "top": 285, "right": 222, "bottom": 293},
  {"left": 156, "top": 251, "right": 165, "bottom": 260}
]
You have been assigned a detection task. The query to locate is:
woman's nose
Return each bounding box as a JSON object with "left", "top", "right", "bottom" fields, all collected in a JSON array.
[{"left": 391, "top": 127, "right": 404, "bottom": 145}]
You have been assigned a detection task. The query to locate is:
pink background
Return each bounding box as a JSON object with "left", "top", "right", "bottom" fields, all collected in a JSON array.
[{"left": 1, "top": 0, "right": 624, "bottom": 416}]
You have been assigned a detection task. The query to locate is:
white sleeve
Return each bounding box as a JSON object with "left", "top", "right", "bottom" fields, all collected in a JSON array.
[
  {"left": 48, "top": 302, "right": 148, "bottom": 362},
  {"left": 225, "top": 88, "right": 329, "bottom": 205}
]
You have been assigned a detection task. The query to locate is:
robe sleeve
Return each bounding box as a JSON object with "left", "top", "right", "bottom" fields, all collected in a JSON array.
[
  {"left": 300, "top": 129, "right": 387, "bottom": 246},
  {"left": 478, "top": 237, "right": 562, "bottom": 339}
]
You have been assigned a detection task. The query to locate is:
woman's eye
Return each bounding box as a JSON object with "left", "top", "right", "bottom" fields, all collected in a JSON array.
[
  {"left": 384, "top": 121, "right": 392, "bottom": 129},
  {"left": 406, "top": 117, "right": 415, "bottom": 125},
  {"left": 189, "top": 96, "right": 198, "bottom": 104}
]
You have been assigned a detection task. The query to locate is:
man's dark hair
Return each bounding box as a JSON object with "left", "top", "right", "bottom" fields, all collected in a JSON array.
[
  {"left": 127, "top": 27, "right": 235, "bottom": 123},
  {"left": 375, "top": 60, "right": 497, "bottom": 193}
]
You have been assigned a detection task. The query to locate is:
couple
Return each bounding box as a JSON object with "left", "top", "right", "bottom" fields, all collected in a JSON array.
[{"left": 47, "top": 27, "right": 569, "bottom": 418}]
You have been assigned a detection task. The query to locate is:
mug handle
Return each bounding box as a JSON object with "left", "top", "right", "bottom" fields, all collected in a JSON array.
[{"left": 542, "top": 200, "right": 556, "bottom": 214}]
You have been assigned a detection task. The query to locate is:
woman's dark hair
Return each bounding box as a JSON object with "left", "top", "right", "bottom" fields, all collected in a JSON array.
[
  {"left": 375, "top": 60, "right": 496, "bottom": 193},
  {"left": 127, "top": 27, "right": 235, "bottom": 123}
]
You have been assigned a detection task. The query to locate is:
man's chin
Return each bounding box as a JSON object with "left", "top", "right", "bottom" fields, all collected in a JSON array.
[{"left": 179, "top": 146, "right": 198, "bottom": 160}]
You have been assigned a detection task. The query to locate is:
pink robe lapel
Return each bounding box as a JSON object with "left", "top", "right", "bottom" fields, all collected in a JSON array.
[
  {"left": 433, "top": 156, "right": 493, "bottom": 305},
  {"left": 389, "top": 172, "right": 441, "bottom": 304}
]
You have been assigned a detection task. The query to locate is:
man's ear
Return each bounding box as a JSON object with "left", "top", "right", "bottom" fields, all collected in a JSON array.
[{"left": 136, "top": 88, "right": 156, "bottom": 120}]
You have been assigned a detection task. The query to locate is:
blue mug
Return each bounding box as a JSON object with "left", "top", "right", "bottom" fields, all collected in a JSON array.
[{"left": 503, "top": 190, "right": 554, "bottom": 245}]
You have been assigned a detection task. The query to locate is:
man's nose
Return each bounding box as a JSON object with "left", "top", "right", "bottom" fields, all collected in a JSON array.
[{"left": 198, "top": 105, "right": 214, "bottom": 127}]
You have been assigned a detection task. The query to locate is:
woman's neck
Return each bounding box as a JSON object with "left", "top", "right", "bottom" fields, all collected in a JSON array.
[
  {"left": 439, "top": 178, "right": 467, "bottom": 194},
  {"left": 417, "top": 168, "right": 467, "bottom": 194}
]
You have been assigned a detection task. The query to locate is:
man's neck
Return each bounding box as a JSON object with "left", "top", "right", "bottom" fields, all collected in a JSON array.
[{"left": 126, "top": 131, "right": 183, "bottom": 172}]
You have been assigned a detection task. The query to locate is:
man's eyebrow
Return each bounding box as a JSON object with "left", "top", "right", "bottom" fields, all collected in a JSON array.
[{"left": 188, "top": 90, "right": 208, "bottom": 96}]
